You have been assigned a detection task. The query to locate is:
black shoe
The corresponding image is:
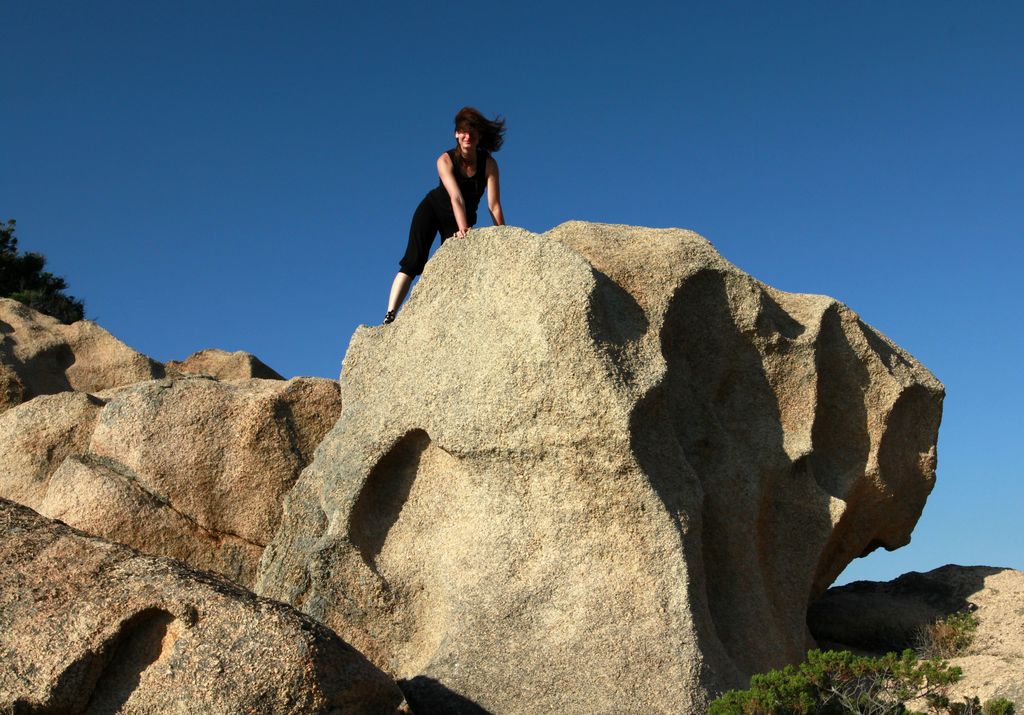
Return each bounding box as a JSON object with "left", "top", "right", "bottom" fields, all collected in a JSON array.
[{"left": 383, "top": 310, "right": 396, "bottom": 325}]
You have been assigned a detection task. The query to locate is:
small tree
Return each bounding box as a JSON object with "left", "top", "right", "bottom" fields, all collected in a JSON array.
[{"left": 0, "top": 219, "right": 85, "bottom": 324}]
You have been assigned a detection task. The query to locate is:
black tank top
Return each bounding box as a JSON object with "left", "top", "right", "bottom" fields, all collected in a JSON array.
[{"left": 427, "top": 148, "right": 489, "bottom": 225}]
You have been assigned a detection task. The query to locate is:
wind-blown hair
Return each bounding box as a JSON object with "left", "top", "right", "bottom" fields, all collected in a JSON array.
[{"left": 454, "top": 106, "right": 506, "bottom": 153}]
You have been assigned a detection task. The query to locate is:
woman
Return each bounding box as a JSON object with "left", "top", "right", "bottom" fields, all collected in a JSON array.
[{"left": 383, "top": 107, "right": 506, "bottom": 324}]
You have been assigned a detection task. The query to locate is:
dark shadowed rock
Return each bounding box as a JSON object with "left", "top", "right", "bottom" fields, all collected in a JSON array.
[
  {"left": 0, "top": 498, "right": 408, "bottom": 715},
  {"left": 256, "top": 222, "right": 944, "bottom": 712},
  {"left": 809, "top": 564, "right": 1024, "bottom": 703},
  {"left": 0, "top": 363, "right": 23, "bottom": 411}
]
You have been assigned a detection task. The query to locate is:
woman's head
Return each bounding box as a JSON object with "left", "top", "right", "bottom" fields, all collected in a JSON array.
[{"left": 454, "top": 107, "right": 505, "bottom": 153}]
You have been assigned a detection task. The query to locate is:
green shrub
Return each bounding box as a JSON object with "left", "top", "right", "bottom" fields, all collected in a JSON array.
[
  {"left": 917, "top": 611, "right": 979, "bottom": 660},
  {"left": 983, "top": 699, "right": 1015, "bottom": 715},
  {"left": 710, "top": 648, "right": 1015, "bottom": 715},
  {"left": 942, "top": 696, "right": 1016, "bottom": 715}
]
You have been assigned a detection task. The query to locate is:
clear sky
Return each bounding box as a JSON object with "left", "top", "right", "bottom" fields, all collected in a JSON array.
[{"left": 2, "top": 2, "right": 1021, "bottom": 587}]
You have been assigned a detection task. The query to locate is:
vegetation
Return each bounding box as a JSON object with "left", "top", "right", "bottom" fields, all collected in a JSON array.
[
  {"left": 978, "top": 699, "right": 1016, "bottom": 715},
  {"left": 917, "top": 611, "right": 979, "bottom": 660},
  {"left": 709, "top": 648, "right": 1015, "bottom": 715},
  {"left": 0, "top": 219, "right": 85, "bottom": 324}
]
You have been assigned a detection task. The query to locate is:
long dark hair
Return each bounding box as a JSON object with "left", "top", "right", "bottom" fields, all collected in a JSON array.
[{"left": 453, "top": 107, "right": 505, "bottom": 168}]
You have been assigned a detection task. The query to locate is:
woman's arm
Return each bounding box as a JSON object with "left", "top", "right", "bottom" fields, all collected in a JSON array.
[
  {"left": 486, "top": 156, "right": 504, "bottom": 226},
  {"left": 437, "top": 152, "right": 470, "bottom": 237}
]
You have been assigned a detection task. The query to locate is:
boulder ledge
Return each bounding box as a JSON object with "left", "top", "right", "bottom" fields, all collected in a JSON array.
[
  {"left": 0, "top": 297, "right": 163, "bottom": 410},
  {"left": 166, "top": 348, "right": 284, "bottom": 380},
  {"left": 256, "top": 222, "right": 944, "bottom": 712},
  {"left": 0, "top": 375, "right": 342, "bottom": 588},
  {"left": 0, "top": 498, "right": 407, "bottom": 714}
]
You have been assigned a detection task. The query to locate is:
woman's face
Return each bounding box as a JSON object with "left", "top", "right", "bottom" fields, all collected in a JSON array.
[{"left": 455, "top": 126, "right": 479, "bottom": 151}]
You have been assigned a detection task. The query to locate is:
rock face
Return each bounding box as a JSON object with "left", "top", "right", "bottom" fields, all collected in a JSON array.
[
  {"left": 167, "top": 348, "right": 284, "bottom": 380},
  {"left": 256, "top": 222, "right": 944, "bottom": 712},
  {"left": 809, "top": 565, "right": 1024, "bottom": 704},
  {"left": 0, "top": 391, "right": 104, "bottom": 508},
  {"left": 0, "top": 375, "right": 342, "bottom": 587},
  {"left": 0, "top": 297, "right": 163, "bottom": 409},
  {"left": 0, "top": 498, "right": 407, "bottom": 715}
]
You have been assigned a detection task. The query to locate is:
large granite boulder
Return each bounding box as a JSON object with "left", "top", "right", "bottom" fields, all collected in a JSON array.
[
  {"left": 82, "top": 376, "right": 340, "bottom": 549},
  {"left": 166, "top": 348, "right": 284, "bottom": 380},
  {"left": 0, "top": 298, "right": 163, "bottom": 409},
  {"left": 0, "top": 375, "right": 342, "bottom": 587},
  {"left": 0, "top": 498, "right": 407, "bottom": 714},
  {"left": 809, "top": 565, "right": 1024, "bottom": 704},
  {"left": 256, "top": 222, "right": 944, "bottom": 712}
]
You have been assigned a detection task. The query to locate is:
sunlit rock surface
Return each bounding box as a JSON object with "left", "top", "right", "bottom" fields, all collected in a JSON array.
[
  {"left": 0, "top": 499, "right": 408, "bottom": 715},
  {"left": 0, "top": 375, "right": 341, "bottom": 587},
  {"left": 257, "top": 222, "right": 944, "bottom": 712},
  {"left": 0, "top": 297, "right": 163, "bottom": 410},
  {"left": 166, "top": 347, "right": 284, "bottom": 380}
]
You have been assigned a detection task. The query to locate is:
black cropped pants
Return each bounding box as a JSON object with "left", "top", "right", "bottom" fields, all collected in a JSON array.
[{"left": 398, "top": 196, "right": 462, "bottom": 277}]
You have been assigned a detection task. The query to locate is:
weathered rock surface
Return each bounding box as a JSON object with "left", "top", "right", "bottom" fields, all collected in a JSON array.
[
  {"left": 0, "top": 498, "right": 407, "bottom": 714},
  {"left": 0, "top": 298, "right": 163, "bottom": 409},
  {"left": 0, "top": 375, "right": 342, "bottom": 587},
  {"left": 256, "top": 222, "right": 944, "bottom": 712},
  {"left": 83, "top": 376, "right": 341, "bottom": 548},
  {"left": 0, "top": 363, "right": 23, "bottom": 411},
  {"left": 0, "top": 391, "right": 104, "bottom": 508},
  {"left": 38, "top": 453, "right": 264, "bottom": 587},
  {"left": 809, "top": 565, "right": 1024, "bottom": 704},
  {"left": 167, "top": 348, "right": 284, "bottom": 380}
]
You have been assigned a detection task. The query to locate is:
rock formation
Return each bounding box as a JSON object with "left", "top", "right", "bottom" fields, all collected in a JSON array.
[
  {"left": 0, "top": 375, "right": 341, "bottom": 587},
  {"left": 809, "top": 565, "right": 1024, "bottom": 704},
  {"left": 0, "top": 297, "right": 163, "bottom": 410},
  {"left": 0, "top": 299, "right": 289, "bottom": 409},
  {"left": 166, "top": 348, "right": 284, "bottom": 380},
  {"left": 256, "top": 222, "right": 944, "bottom": 712},
  {"left": 0, "top": 498, "right": 407, "bottom": 714},
  {"left": 0, "top": 390, "right": 104, "bottom": 508}
]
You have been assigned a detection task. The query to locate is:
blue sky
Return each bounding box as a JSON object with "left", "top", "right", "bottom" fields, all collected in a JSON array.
[{"left": 2, "top": 2, "right": 1021, "bottom": 587}]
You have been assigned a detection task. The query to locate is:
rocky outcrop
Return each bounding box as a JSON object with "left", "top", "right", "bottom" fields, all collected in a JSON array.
[
  {"left": 809, "top": 565, "right": 1024, "bottom": 704},
  {"left": 0, "top": 498, "right": 407, "bottom": 714},
  {"left": 0, "top": 298, "right": 163, "bottom": 409},
  {"left": 0, "top": 391, "right": 104, "bottom": 508},
  {"left": 0, "top": 375, "right": 342, "bottom": 587},
  {"left": 256, "top": 222, "right": 944, "bottom": 712},
  {"left": 83, "top": 376, "right": 340, "bottom": 550},
  {"left": 38, "top": 453, "right": 265, "bottom": 588},
  {"left": 166, "top": 348, "right": 284, "bottom": 380}
]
